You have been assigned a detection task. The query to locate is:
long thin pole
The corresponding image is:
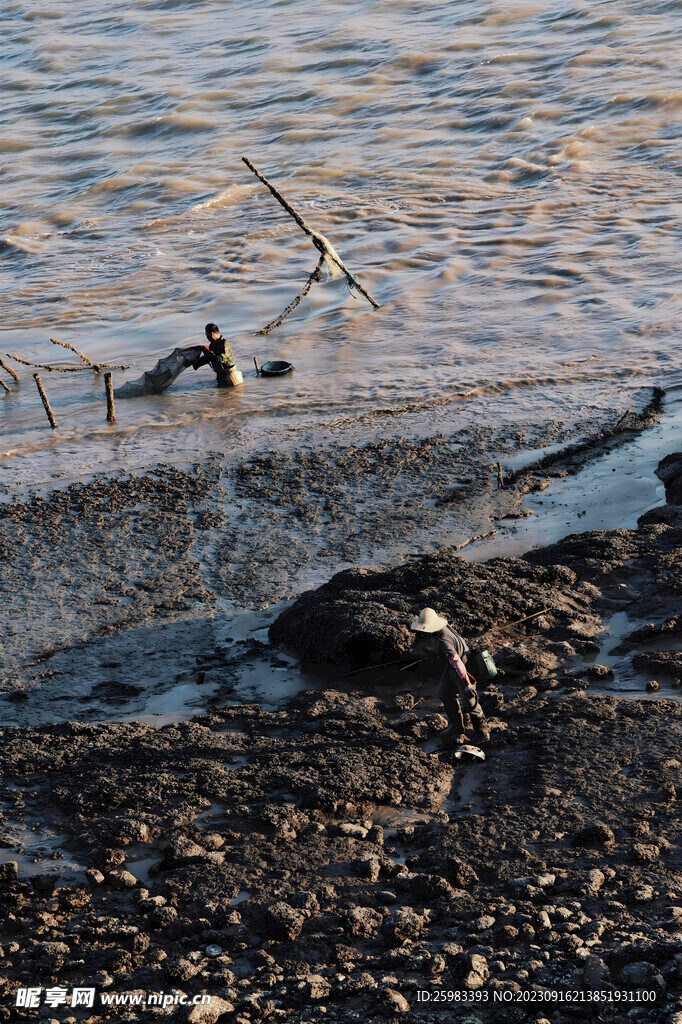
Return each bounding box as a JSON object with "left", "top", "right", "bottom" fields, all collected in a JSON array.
[
  {"left": 50, "top": 337, "right": 101, "bottom": 372},
  {"left": 6, "top": 353, "right": 90, "bottom": 373},
  {"left": 104, "top": 372, "right": 115, "bottom": 422},
  {"left": 0, "top": 378, "right": 10, "bottom": 393},
  {"left": 0, "top": 357, "right": 19, "bottom": 382},
  {"left": 6, "top": 352, "right": 129, "bottom": 372},
  {"left": 474, "top": 607, "right": 549, "bottom": 642},
  {"left": 34, "top": 374, "right": 57, "bottom": 428},
  {"left": 242, "top": 156, "right": 380, "bottom": 309}
]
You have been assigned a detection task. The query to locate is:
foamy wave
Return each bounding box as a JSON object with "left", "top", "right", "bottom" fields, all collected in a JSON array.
[{"left": 190, "top": 184, "right": 254, "bottom": 213}]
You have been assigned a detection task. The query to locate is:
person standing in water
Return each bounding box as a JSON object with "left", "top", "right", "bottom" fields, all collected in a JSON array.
[
  {"left": 410, "top": 607, "right": 490, "bottom": 745},
  {"left": 194, "top": 323, "right": 237, "bottom": 387}
]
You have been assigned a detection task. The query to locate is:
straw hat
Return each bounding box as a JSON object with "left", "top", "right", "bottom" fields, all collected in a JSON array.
[{"left": 410, "top": 607, "right": 448, "bottom": 633}]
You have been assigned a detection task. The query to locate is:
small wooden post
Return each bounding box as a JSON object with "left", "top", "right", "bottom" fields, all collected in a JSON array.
[
  {"left": 1, "top": 377, "right": 10, "bottom": 393},
  {"left": 104, "top": 372, "right": 115, "bottom": 422},
  {"left": 0, "top": 357, "right": 20, "bottom": 382},
  {"left": 497, "top": 462, "right": 504, "bottom": 489},
  {"left": 253, "top": 357, "right": 260, "bottom": 375},
  {"left": 34, "top": 373, "right": 57, "bottom": 428}
]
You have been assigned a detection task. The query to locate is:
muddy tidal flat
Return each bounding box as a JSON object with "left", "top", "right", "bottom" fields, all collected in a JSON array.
[{"left": 1, "top": 414, "right": 682, "bottom": 1023}]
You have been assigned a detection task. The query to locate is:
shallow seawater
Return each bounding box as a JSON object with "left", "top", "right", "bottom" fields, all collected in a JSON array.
[
  {"left": 2, "top": 0, "right": 682, "bottom": 488},
  {"left": 466, "top": 382, "right": 682, "bottom": 559}
]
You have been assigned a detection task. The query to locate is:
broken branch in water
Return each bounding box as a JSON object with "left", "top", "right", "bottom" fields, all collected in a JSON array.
[
  {"left": 0, "top": 377, "right": 10, "bottom": 393},
  {"left": 614, "top": 409, "right": 632, "bottom": 431},
  {"left": 50, "top": 336, "right": 101, "bottom": 372},
  {"left": 5, "top": 353, "right": 130, "bottom": 373},
  {"left": 6, "top": 353, "right": 91, "bottom": 373},
  {"left": 242, "top": 156, "right": 380, "bottom": 310},
  {"left": 255, "top": 256, "right": 325, "bottom": 336},
  {"left": 0, "top": 357, "right": 20, "bottom": 382}
]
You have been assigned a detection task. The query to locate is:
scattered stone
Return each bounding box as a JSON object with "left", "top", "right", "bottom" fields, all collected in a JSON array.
[
  {"left": 381, "top": 907, "right": 427, "bottom": 945},
  {"left": 587, "top": 664, "right": 613, "bottom": 681},
  {"left": 0, "top": 861, "right": 18, "bottom": 883},
  {"left": 259, "top": 902, "right": 306, "bottom": 942},
  {"left": 574, "top": 823, "right": 615, "bottom": 846},
  {"left": 382, "top": 988, "right": 410, "bottom": 1012},
  {"left": 347, "top": 906, "right": 384, "bottom": 938},
  {"left": 297, "top": 974, "right": 331, "bottom": 1000},
  {"left": 107, "top": 869, "right": 138, "bottom": 889},
  {"left": 619, "top": 961, "right": 665, "bottom": 991},
  {"left": 633, "top": 843, "right": 660, "bottom": 863},
  {"left": 187, "top": 996, "right": 235, "bottom": 1023},
  {"left": 452, "top": 952, "right": 489, "bottom": 990},
  {"left": 584, "top": 868, "right": 606, "bottom": 894}
]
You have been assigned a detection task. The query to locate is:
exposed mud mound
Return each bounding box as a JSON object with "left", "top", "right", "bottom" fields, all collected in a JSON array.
[{"left": 269, "top": 550, "right": 595, "bottom": 667}]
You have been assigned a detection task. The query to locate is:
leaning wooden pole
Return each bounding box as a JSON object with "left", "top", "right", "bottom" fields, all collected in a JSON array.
[
  {"left": 255, "top": 256, "right": 325, "bottom": 336},
  {"left": 50, "top": 337, "right": 101, "bottom": 373},
  {"left": 33, "top": 373, "right": 57, "bottom": 429},
  {"left": 104, "top": 372, "right": 115, "bottom": 422},
  {"left": 6, "top": 353, "right": 90, "bottom": 373},
  {"left": 0, "top": 357, "right": 20, "bottom": 382},
  {"left": 0, "top": 377, "right": 10, "bottom": 393},
  {"left": 242, "top": 156, "right": 380, "bottom": 309}
]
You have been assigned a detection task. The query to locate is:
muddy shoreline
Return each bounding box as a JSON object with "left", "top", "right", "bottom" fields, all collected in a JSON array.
[{"left": 1, "top": 398, "right": 682, "bottom": 1022}]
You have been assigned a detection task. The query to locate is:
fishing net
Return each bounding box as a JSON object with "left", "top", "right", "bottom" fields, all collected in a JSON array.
[{"left": 114, "top": 346, "right": 205, "bottom": 398}]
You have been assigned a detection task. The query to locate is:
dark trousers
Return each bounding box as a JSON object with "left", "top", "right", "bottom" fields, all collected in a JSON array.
[{"left": 438, "top": 672, "right": 487, "bottom": 734}]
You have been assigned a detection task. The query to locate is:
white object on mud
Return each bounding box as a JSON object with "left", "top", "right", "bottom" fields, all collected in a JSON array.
[{"left": 454, "top": 744, "right": 486, "bottom": 761}]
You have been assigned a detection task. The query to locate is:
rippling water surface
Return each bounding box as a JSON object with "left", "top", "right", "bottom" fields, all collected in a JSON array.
[{"left": 2, "top": 0, "right": 682, "bottom": 487}]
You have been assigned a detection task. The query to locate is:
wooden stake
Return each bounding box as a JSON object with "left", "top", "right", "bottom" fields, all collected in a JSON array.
[
  {"left": 497, "top": 462, "right": 504, "bottom": 489},
  {"left": 50, "top": 337, "right": 101, "bottom": 372},
  {"left": 104, "top": 372, "right": 115, "bottom": 422},
  {"left": 34, "top": 373, "right": 57, "bottom": 428},
  {"left": 0, "top": 357, "right": 20, "bottom": 382},
  {"left": 242, "top": 156, "right": 380, "bottom": 309},
  {"left": 1, "top": 378, "right": 10, "bottom": 393},
  {"left": 253, "top": 357, "right": 260, "bottom": 375}
]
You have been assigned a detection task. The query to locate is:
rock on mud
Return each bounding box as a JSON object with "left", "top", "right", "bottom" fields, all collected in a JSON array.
[{"left": 269, "top": 549, "right": 592, "bottom": 667}]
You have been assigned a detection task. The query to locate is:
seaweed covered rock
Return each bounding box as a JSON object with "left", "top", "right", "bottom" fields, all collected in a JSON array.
[{"left": 269, "top": 550, "right": 592, "bottom": 667}]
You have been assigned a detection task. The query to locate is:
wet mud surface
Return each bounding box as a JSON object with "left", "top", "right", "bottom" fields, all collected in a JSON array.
[
  {"left": 1, "top": 668, "right": 681, "bottom": 1021},
  {"left": 2, "top": 399, "right": 682, "bottom": 1022},
  {"left": 0, "top": 391, "right": 659, "bottom": 710}
]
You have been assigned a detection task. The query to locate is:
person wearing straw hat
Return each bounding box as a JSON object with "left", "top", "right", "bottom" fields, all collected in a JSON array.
[{"left": 410, "top": 608, "right": 490, "bottom": 745}]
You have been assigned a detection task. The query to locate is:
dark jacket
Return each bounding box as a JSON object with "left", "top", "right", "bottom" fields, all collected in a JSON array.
[
  {"left": 436, "top": 625, "right": 469, "bottom": 664},
  {"left": 193, "top": 335, "right": 236, "bottom": 386},
  {"left": 209, "top": 335, "right": 235, "bottom": 369}
]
